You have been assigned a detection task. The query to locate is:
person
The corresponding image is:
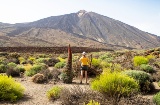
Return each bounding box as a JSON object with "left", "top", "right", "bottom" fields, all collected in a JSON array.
[{"left": 79, "top": 51, "right": 90, "bottom": 84}]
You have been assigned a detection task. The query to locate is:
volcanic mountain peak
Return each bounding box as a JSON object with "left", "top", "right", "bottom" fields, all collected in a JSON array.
[
  {"left": 77, "top": 10, "right": 87, "bottom": 17},
  {"left": 0, "top": 10, "right": 159, "bottom": 49}
]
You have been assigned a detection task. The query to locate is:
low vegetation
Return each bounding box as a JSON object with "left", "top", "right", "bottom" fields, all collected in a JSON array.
[
  {"left": 0, "top": 74, "right": 25, "bottom": 102},
  {"left": 0, "top": 47, "right": 159, "bottom": 104}
]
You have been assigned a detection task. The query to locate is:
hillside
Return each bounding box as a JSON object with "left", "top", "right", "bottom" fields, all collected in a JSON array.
[{"left": 0, "top": 10, "right": 160, "bottom": 49}]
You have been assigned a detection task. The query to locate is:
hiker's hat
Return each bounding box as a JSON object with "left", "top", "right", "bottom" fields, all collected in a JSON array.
[{"left": 82, "top": 52, "right": 86, "bottom": 55}]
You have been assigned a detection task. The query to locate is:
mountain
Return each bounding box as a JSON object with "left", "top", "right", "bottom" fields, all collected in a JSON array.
[{"left": 0, "top": 10, "right": 160, "bottom": 49}]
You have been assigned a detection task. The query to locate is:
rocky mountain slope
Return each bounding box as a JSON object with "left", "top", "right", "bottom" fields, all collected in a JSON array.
[{"left": 0, "top": 10, "right": 159, "bottom": 49}]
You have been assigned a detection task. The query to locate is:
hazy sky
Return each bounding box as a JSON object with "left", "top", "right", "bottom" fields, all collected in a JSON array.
[{"left": 0, "top": 0, "right": 160, "bottom": 36}]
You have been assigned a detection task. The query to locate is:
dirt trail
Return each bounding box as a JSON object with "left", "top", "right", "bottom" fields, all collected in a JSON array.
[{"left": 0, "top": 76, "right": 89, "bottom": 105}]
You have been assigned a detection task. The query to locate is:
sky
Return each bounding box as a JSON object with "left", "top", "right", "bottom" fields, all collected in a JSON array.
[{"left": 0, "top": 0, "right": 160, "bottom": 36}]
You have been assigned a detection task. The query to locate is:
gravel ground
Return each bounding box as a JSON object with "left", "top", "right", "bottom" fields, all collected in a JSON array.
[{"left": 0, "top": 76, "right": 89, "bottom": 105}]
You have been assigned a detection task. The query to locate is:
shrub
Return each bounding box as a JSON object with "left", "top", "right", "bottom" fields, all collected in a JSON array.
[
  {"left": 123, "top": 70, "right": 153, "bottom": 93},
  {"left": 153, "top": 91, "right": 160, "bottom": 105},
  {"left": 59, "top": 86, "right": 106, "bottom": 105},
  {"left": 0, "top": 75, "right": 25, "bottom": 102},
  {"left": 99, "top": 53, "right": 113, "bottom": 62},
  {"left": 18, "top": 57, "right": 26, "bottom": 64},
  {"left": 7, "top": 62, "right": 17, "bottom": 69},
  {"left": 91, "top": 71, "right": 139, "bottom": 104},
  {"left": 49, "top": 68, "right": 61, "bottom": 80},
  {"left": 28, "top": 56, "right": 36, "bottom": 62},
  {"left": 6, "top": 62, "right": 20, "bottom": 77},
  {"left": 58, "top": 57, "right": 66, "bottom": 62},
  {"left": 0, "top": 57, "right": 7, "bottom": 64},
  {"left": 32, "top": 73, "right": 47, "bottom": 83},
  {"left": 140, "top": 64, "right": 154, "bottom": 73},
  {"left": 15, "top": 65, "right": 25, "bottom": 73},
  {"left": 23, "top": 64, "right": 32, "bottom": 71},
  {"left": 47, "top": 86, "right": 62, "bottom": 101},
  {"left": 46, "top": 58, "right": 59, "bottom": 66},
  {"left": 0, "top": 64, "right": 7, "bottom": 73},
  {"left": 35, "top": 58, "right": 47, "bottom": 64},
  {"left": 133, "top": 56, "right": 149, "bottom": 66},
  {"left": 146, "top": 54, "right": 155, "bottom": 59},
  {"left": 25, "top": 63, "right": 48, "bottom": 76},
  {"left": 86, "top": 100, "right": 101, "bottom": 105},
  {"left": 91, "top": 58, "right": 101, "bottom": 68},
  {"left": 54, "top": 61, "right": 66, "bottom": 69}
]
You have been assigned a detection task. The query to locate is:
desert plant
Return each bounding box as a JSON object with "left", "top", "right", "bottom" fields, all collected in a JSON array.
[
  {"left": 91, "top": 71, "right": 139, "bottom": 105},
  {"left": 86, "top": 100, "right": 101, "bottom": 105},
  {"left": 59, "top": 85, "right": 106, "bottom": 105},
  {"left": 0, "top": 64, "right": 7, "bottom": 73},
  {"left": 91, "top": 58, "right": 101, "bottom": 69},
  {"left": 133, "top": 56, "right": 149, "bottom": 66},
  {"left": 25, "top": 63, "right": 48, "bottom": 76},
  {"left": 18, "top": 57, "right": 26, "bottom": 64},
  {"left": 54, "top": 61, "right": 66, "bottom": 69},
  {"left": 35, "top": 58, "right": 47, "bottom": 64},
  {"left": 61, "top": 44, "right": 73, "bottom": 83},
  {"left": 47, "top": 86, "right": 62, "bottom": 101},
  {"left": 99, "top": 52, "right": 113, "bottom": 62},
  {"left": 7, "top": 62, "right": 17, "bottom": 69},
  {"left": 0, "top": 74, "right": 25, "bottom": 102},
  {"left": 146, "top": 54, "right": 155, "bottom": 60},
  {"left": 15, "top": 65, "right": 25, "bottom": 73},
  {"left": 123, "top": 70, "right": 153, "bottom": 93},
  {"left": 48, "top": 68, "right": 61, "bottom": 80},
  {"left": 153, "top": 91, "right": 160, "bottom": 105},
  {"left": 6, "top": 62, "right": 20, "bottom": 77},
  {"left": 31, "top": 73, "right": 47, "bottom": 83},
  {"left": 140, "top": 64, "right": 154, "bottom": 73}
]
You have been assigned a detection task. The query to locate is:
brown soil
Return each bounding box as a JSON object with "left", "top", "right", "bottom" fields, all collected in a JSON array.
[{"left": 0, "top": 76, "right": 89, "bottom": 105}]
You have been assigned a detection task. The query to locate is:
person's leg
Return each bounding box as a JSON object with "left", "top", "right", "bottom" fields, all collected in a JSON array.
[
  {"left": 80, "top": 70, "right": 84, "bottom": 83},
  {"left": 85, "top": 71, "right": 88, "bottom": 83}
]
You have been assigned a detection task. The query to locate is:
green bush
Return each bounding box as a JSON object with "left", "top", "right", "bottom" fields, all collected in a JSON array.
[
  {"left": 140, "top": 64, "right": 154, "bottom": 73},
  {"left": 99, "top": 53, "right": 113, "bottom": 62},
  {"left": 6, "top": 62, "right": 20, "bottom": 77},
  {"left": 15, "top": 65, "right": 25, "bottom": 73},
  {"left": 91, "top": 71, "right": 139, "bottom": 103},
  {"left": 133, "top": 56, "right": 149, "bottom": 66},
  {"left": 91, "top": 58, "right": 101, "bottom": 68},
  {"left": 153, "top": 91, "right": 160, "bottom": 105},
  {"left": 146, "top": 54, "right": 155, "bottom": 60},
  {"left": 123, "top": 70, "right": 153, "bottom": 93},
  {"left": 0, "top": 64, "right": 7, "bottom": 73},
  {"left": 54, "top": 61, "right": 66, "bottom": 69},
  {"left": 86, "top": 100, "right": 100, "bottom": 105},
  {"left": 25, "top": 63, "right": 47, "bottom": 76},
  {"left": 18, "top": 57, "right": 26, "bottom": 64},
  {"left": 35, "top": 58, "right": 48, "bottom": 64},
  {"left": 47, "top": 86, "right": 62, "bottom": 100},
  {"left": 0, "top": 75, "right": 25, "bottom": 102},
  {"left": 7, "top": 62, "right": 17, "bottom": 69}
]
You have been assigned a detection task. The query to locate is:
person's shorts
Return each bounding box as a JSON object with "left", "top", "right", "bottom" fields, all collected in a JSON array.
[{"left": 81, "top": 65, "right": 88, "bottom": 71}]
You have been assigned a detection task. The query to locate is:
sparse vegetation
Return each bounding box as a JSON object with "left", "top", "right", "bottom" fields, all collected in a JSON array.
[{"left": 0, "top": 47, "right": 159, "bottom": 104}]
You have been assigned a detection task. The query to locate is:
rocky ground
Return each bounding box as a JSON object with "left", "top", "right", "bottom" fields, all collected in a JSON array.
[{"left": 0, "top": 76, "right": 90, "bottom": 105}]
